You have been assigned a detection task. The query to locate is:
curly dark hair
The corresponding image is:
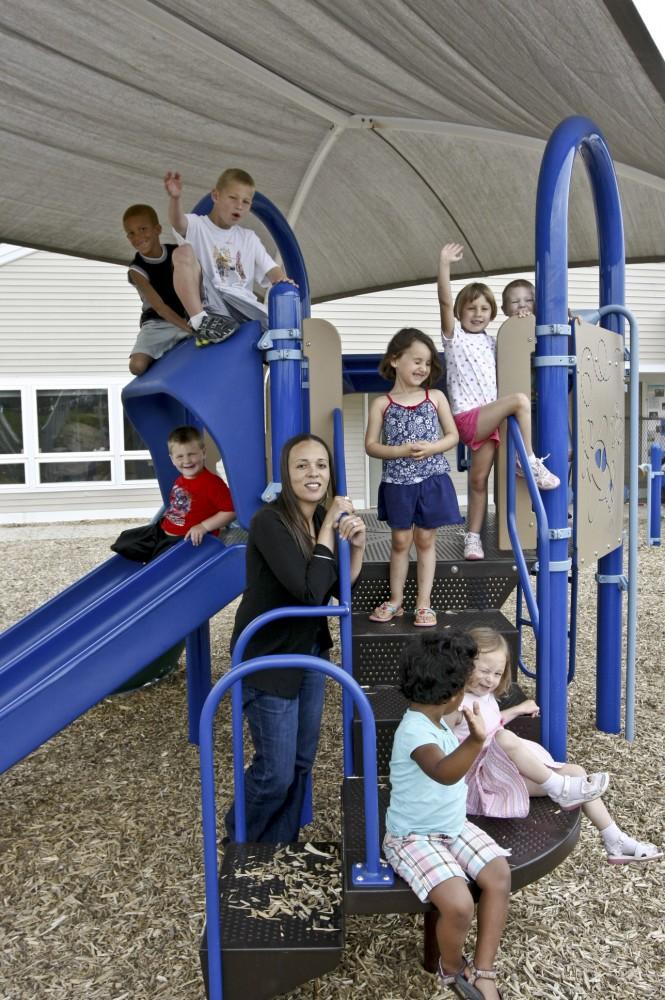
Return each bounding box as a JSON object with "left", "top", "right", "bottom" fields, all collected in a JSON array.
[{"left": 398, "top": 629, "right": 478, "bottom": 704}]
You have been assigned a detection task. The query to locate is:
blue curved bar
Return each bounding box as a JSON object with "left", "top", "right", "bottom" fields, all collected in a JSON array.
[
  {"left": 535, "top": 116, "right": 625, "bottom": 753},
  {"left": 199, "top": 654, "right": 389, "bottom": 1000},
  {"left": 191, "top": 191, "right": 311, "bottom": 315},
  {"left": 505, "top": 417, "right": 551, "bottom": 747}
]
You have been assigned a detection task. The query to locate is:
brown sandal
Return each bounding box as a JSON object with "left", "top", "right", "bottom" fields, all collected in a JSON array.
[{"left": 466, "top": 962, "right": 502, "bottom": 999}]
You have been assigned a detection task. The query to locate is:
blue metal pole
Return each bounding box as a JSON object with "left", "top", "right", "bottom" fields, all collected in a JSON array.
[
  {"left": 333, "top": 408, "right": 355, "bottom": 776},
  {"left": 649, "top": 443, "right": 662, "bottom": 545},
  {"left": 199, "top": 655, "right": 392, "bottom": 1000},
  {"left": 263, "top": 283, "right": 304, "bottom": 498},
  {"left": 535, "top": 116, "right": 625, "bottom": 754}
]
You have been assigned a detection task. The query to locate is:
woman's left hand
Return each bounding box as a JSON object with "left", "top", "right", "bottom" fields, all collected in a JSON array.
[{"left": 337, "top": 512, "right": 366, "bottom": 548}]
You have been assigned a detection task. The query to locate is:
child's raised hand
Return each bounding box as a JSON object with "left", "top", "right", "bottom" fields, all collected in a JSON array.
[
  {"left": 462, "top": 701, "right": 487, "bottom": 744},
  {"left": 164, "top": 171, "right": 183, "bottom": 198},
  {"left": 440, "top": 243, "right": 464, "bottom": 266}
]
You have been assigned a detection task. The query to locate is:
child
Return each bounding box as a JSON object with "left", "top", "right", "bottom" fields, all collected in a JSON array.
[
  {"left": 123, "top": 204, "right": 191, "bottom": 376},
  {"left": 365, "top": 328, "right": 462, "bottom": 627},
  {"left": 164, "top": 167, "right": 293, "bottom": 346},
  {"left": 111, "top": 425, "right": 235, "bottom": 562},
  {"left": 501, "top": 279, "right": 535, "bottom": 319},
  {"left": 438, "top": 244, "right": 560, "bottom": 561},
  {"left": 454, "top": 627, "right": 662, "bottom": 865},
  {"left": 384, "top": 630, "right": 511, "bottom": 1000}
]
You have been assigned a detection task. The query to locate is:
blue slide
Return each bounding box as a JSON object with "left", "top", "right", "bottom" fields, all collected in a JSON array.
[{"left": 0, "top": 322, "right": 267, "bottom": 774}]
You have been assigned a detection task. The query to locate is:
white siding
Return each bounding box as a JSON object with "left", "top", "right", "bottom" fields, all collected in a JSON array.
[
  {"left": 0, "top": 249, "right": 143, "bottom": 376},
  {"left": 341, "top": 394, "right": 366, "bottom": 506}
]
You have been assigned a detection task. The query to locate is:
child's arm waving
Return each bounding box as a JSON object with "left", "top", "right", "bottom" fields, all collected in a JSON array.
[
  {"left": 164, "top": 171, "right": 187, "bottom": 237},
  {"left": 412, "top": 703, "right": 486, "bottom": 785},
  {"left": 438, "top": 243, "right": 463, "bottom": 340}
]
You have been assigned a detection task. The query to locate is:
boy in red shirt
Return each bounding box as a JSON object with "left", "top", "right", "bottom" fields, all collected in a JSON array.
[{"left": 111, "top": 426, "right": 235, "bottom": 561}]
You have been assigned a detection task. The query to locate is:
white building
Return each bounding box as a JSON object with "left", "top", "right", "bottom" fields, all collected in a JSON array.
[{"left": 1, "top": 246, "right": 663, "bottom": 523}]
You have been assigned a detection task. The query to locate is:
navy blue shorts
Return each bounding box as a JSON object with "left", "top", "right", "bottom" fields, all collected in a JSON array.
[{"left": 377, "top": 474, "right": 463, "bottom": 530}]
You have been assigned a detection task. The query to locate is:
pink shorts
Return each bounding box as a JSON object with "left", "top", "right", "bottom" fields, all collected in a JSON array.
[{"left": 454, "top": 407, "right": 501, "bottom": 451}]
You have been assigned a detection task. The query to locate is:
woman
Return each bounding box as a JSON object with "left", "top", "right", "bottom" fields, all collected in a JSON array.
[{"left": 225, "top": 433, "right": 366, "bottom": 843}]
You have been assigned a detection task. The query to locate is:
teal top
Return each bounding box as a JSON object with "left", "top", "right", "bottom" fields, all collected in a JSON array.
[{"left": 385, "top": 708, "right": 467, "bottom": 837}]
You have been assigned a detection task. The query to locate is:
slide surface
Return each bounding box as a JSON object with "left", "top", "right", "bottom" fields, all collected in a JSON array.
[{"left": 0, "top": 538, "right": 245, "bottom": 773}]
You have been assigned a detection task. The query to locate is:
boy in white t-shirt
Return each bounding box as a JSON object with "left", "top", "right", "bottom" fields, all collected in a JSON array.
[{"left": 164, "top": 167, "right": 293, "bottom": 346}]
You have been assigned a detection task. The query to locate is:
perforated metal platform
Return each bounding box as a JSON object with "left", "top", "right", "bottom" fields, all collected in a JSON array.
[
  {"left": 200, "top": 841, "right": 344, "bottom": 1000},
  {"left": 354, "top": 511, "right": 527, "bottom": 612},
  {"left": 351, "top": 608, "right": 518, "bottom": 689},
  {"left": 341, "top": 768, "right": 580, "bottom": 916}
]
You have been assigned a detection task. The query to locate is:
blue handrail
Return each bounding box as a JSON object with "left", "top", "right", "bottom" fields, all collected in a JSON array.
[
  {"left": 505, "top": 416, "right": 552, "bottom": 748},
  {"left": 199, "top": 655, "right": 391, "bottom": 1000},
  {"left": 333, "top": 408, "right": 355, "bottom": 776}
]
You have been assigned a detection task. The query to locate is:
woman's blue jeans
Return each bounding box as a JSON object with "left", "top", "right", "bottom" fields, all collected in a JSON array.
[{"left": 224, "top": 665, "right": 326, "bottom": 843}]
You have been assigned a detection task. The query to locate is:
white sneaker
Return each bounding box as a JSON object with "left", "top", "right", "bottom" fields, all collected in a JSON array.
[
  {"left": 464, "top": 532, "right": 484, "bottom": 560},
  {"left": 550, "top": 771, "right": 610, "bottom": 811},
  {"left": 517, "top": 454, "right": 560, "bottom": 490}
]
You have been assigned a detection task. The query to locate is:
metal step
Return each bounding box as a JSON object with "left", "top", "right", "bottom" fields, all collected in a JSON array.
[
  {"left": 351, "top": 608, "right": 518, "bottom": 688},
  {"left": 200, "top": 841, "right": 344, "bottom": 1000},
  {"left": 341, "top": 727, "right": 580, "bottom": 916},
  {"left": 354, "top": 511, "right": 527, "bottom": 614}
]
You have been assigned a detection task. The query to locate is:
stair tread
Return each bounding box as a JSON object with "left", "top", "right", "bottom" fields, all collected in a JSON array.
[{"left": 352, "top": 607, "right": 516, "bottom": 635}]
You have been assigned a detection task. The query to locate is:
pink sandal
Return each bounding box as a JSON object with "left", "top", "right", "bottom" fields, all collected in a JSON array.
[
  {"left": 413, "top": 607, "right": 437, "bottom": 627},
  {"left": 368, "top": 602, "right": 404, "bottom": 623}
]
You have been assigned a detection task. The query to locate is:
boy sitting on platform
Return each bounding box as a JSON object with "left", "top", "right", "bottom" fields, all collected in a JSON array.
[
  {"left": 164, "top": 167, "right": 293, "bottom": 346},
  {"left": 123, "top": 204, "right": 191, "bottom": 376},
  {"left": 111, "top": 425, "right": 235, "bottom": 562}
]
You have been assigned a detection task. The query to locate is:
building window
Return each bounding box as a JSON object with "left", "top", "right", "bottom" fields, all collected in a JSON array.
[
  {"left": 0, "top": 390, "right": 23, "bottom": 454},
  {"left": 122, "top": 411, "right": 155, "bottom": 481},
  {"left": 0, "top": 463, "right": 25, "bottom": 485},
  {"left": 37, "top": 389, "right": 110, "bottom": 453}
]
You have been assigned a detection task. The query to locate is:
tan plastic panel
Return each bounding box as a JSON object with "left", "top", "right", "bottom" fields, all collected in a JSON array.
[
  {"left": 303, "top": 317, "right": 343, "bottom": 452},
  {"left": 496, "top": 316, "right": 537, "bottom": 550},
  {"left": 574, "top": 320, "right": 624, "bottom": 565}
]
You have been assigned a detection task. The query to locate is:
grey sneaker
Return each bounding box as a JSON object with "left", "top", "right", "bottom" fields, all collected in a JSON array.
[
  {"left": 194, "top": 314, "right": 240, "bottom": 347},
  {"left": 550, "top": 771, "right": 610, "bottom": 811}
]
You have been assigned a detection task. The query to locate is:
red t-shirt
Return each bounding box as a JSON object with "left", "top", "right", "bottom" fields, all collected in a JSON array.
[{"left": 160, "top": 468, "right": 233, "bottom": 536}]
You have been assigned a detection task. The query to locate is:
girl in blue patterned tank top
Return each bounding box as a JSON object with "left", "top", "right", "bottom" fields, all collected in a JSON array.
[{"left": 365, "top": 328, "right": 462, "bottom": 628}]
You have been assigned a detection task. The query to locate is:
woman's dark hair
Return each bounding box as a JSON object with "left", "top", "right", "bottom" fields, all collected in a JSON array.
[
  {"left": 378, "top": 327, "right": 443, "bottom": 387},
  {"left": 398, "top": 629, "right": 478, "bottom": 704},
  {"left": 273, "top": 433, "right": 336, "bottom": 557}
]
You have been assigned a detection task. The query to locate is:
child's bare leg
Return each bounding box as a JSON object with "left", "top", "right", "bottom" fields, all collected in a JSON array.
[
  {"left": 129, "top": 352, "right": 154, "bottom": 376},
  {"left": 388, "top": 528, "right": 412, "bottom": 609},
  {"left": 494, "top": 729, "right": 554, "bottom": 784},
  {"left": 413, "top": 526, "right": 436, "bottom": 608},
  {"left": 472, "top": 857, "right": 510, "bottom": 999},
  {"left": 427, "top": 877, "right": 474, "bottom": 977},
  {"left": 475, "top": 393, "right": 533, "bottom": 453},
  {"left": 467, "top": 442, "right": 496, "bottom": 534},
  {"left": 172, "top": 244, "right": 204, "bottom": 316}
]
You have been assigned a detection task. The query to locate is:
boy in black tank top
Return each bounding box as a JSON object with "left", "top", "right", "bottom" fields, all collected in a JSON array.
[{"left": 123, "top": 203, "right": 191, "bottom": 376}]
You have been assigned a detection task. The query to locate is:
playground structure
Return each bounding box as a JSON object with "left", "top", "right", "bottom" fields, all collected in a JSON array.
[{"left": 0, "top": 115, "right": 644, "bottom": 999}]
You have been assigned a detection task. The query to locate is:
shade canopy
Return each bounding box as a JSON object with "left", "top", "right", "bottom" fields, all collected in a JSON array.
[{"left": 1, "top": 0, "right": 664, "bottom": 300}]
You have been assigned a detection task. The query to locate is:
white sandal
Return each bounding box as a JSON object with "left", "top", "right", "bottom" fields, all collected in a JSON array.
[{"left": 606, "top": 838, "right": 663, "bottom": 864}]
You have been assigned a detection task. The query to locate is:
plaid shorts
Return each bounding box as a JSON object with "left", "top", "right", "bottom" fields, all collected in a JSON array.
[{"left": 383, "top": 820, "right": 511, "bottom": 902}]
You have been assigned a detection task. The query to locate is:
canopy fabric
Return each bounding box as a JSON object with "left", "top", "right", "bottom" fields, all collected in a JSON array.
[{"left": 1, "top": 0, "right": 664, "bottom": 301}]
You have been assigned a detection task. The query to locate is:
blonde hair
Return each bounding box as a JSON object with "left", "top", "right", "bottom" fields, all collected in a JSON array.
[
  {"left": 454, "top": 282, "right": 497, "bottom": 323},
  {"left": 122, "top": 204, "right": 159, "bottom": 226},
  {"left": 502, "top": 278, "right": 535, "bottom": 314},
  {"left": 167, "top": 425, "right": 204, "bottom": 452},
  {"left": 467, "top": 626, "right": 512, "bottom": 696},
  {"left": 215, "top": 168, "right": 255, "bottom": 191}
]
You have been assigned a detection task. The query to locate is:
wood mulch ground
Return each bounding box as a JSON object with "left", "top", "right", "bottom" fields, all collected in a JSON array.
[{"left": 1, "top": 521, "right": 663, "bottom": 999}]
